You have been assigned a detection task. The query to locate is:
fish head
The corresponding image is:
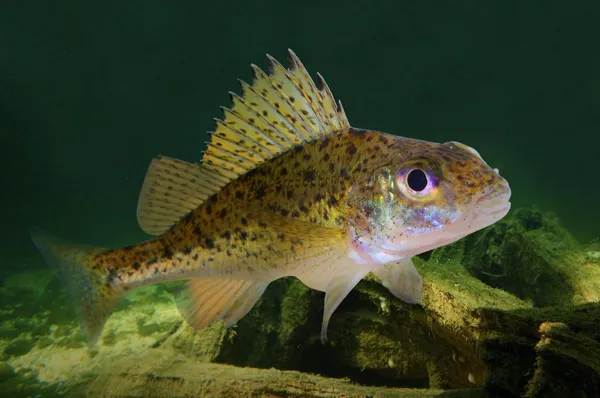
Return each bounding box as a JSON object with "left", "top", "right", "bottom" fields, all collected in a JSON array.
[{"left": 348, "top": 137, "right": 511, "bottom": 262}]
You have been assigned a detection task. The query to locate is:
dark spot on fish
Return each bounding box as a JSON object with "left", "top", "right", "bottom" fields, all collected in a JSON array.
[
  {"left": 132, "top": 262, "right": 141, "bottom": 271},
  {"left": 303, "top": 170, "right": 315, "bottom": 182},
  {"left": 105, "top": 268, "right": 118, "bottom": 287},
  {"left": 255, "top": 187, "right": 266, "bottom": 199},
  {"left": 346, "top": 143, "right": 357, "bottom": 156},
  {"left": 328, "top": 196, "right": 338, "bottom": 207},
  {"left": 204, "top": 238, "right": 215, "bottom": 249},
  {"left": 182, "top": 212, "right": 194, "bottom": 224},
  {"left": 349, "top": 128, "right": 367, "bottom": 136},
  {"left": 205, "top": 204, "right": 213, "bottom": 215},
  {"left": 241, "top": 217, "right": 248, "bottom": 226},
  {"left": 281, "top": 209, "right": 289, "bottom": 217},
  {"left": 294, "top": 145, "right": 303, "bottom": 153},
  {"left": 379, "top": 135, "right": 389, "bottom": 145},
  {"left": 226, "top": 249, "right": 232, "bottom": 256},
  {"left": 193, "top": 226, "right": 201, "bottom": 235},
  {"left": 286, "top": 190, "right": 294, "bottom": 199},
  {"left": 314, "top": 193, "right": 325, "bottom": 202},
  {"left": 319, "top": 138, "right": 330, "bottom": 150},
  {"left": 281, "top": 167, "right": 288, "bottom": 175},
  {"left": 235, "top": 191, "right": 244, "bottom": 200},
  {"left": 276, "top": 184, "right": 283, "bottom": 192},
  {"left": 303, "top": 153, "right": 311, "bottom": 161},
  {"left": 219, "top": 208, "right": 227, "bottom": 218},
  {"left": 240, "top": 231, "right": 248, "bottom": 241},
  {"left": 294, "top": 161, "right": 300, "bottom": 168},
  {"left": 340, "top": 168, "right": 349, "bottom": 180},
  {"left": 292, "top": 211, "right": 300, "bottom": 218},
  {"left": 192, "top": 253, "right": 199, "bottom": 261},
  {"left": 147, "top": 257, "right": 158, "bottom": 266},
  {"left": 163, "top": 245, "right": 173, "bottom": 259},
  {"left": 277, "top": 232, "right": 285, "bottom": 241},
  {"left": 323, "top": 153, "right": 330, "bottom": 161},
  {"left": 222, "top": 231, "right": 231, "bottom": 240},
  {"left": 329, "top": 163, "right": 335, "bottom": 172}
]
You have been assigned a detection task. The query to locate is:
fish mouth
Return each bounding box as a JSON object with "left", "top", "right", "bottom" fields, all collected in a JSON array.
[{"left": 470, "top": 183, "right": 512, "bottom": 228}]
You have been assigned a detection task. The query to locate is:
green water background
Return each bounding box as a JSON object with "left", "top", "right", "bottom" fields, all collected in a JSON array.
[{"left": 1, "top": 2, "right": 599, "bottom": 275}]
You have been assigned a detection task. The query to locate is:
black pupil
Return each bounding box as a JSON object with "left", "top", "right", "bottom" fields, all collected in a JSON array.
[{"left": 407, "top": 169, "right": 428, "bottom": 192}]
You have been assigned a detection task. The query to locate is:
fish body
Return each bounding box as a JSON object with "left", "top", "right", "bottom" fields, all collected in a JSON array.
[{"left": 31, "top": 51, "right": 511, "bottom": 347}]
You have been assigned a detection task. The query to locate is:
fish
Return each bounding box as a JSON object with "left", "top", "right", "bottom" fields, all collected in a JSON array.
[{"left": 30, "top": 50, "right": 511, "bottom": 348}]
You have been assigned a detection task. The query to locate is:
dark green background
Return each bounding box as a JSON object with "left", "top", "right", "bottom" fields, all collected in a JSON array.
[{"left": 1, "top": 2, "right": 599, "bottom": 274}]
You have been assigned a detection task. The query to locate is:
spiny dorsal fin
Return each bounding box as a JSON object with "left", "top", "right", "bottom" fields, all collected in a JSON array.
[
  {"left": 137, "top": 156, "right": 232, "bottom": 235},
  {"left": 137, "top": 50, "right": 349, "bottom": 235},
  {"left": 202, "top": 49, "right": 350, "bottom": 180}
]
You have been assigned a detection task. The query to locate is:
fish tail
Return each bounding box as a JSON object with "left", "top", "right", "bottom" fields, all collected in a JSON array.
[{"left": 30, "top": 228, "right": 124, "bottom": 347}]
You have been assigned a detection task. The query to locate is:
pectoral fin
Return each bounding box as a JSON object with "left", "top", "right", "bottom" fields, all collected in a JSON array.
[
  {"left": 372, "top": 257, "right": 423, "bottom": 304},
  {"left": 321, "top": 267, "right": 370, "bottom": 343}
]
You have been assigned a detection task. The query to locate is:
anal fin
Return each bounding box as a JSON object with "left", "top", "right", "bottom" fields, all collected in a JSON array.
[
  {"left": 371, "top": 257, "right": 423, "bottom": 304},
  {"left": 177, "top": 278, "right": 269, "bottom": 330}
]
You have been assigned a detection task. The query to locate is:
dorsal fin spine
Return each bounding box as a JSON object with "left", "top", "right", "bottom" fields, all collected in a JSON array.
[
  {"left": 237, "top": 80, "right": 299, "bottom": 146},
  {"left": 205, "top": 143, "right": 256, "bottom": 169},
  {"left": 287, "top": 50, "right": 334, "bottom": 129},
  {"left": 209, "top": 131, "right": 266, "bottom": 161},
  {"left": 228, "top": 91, "right": 291, "bottom": 149},
  {"left": 215, "top": 116, "right": 277, "bottom": 157},
  {"left": 260, "top": 58, "right": 320, "bottom": 140},
  {"left": 274, "top": 55, "right": 329, "bottom": 133}
]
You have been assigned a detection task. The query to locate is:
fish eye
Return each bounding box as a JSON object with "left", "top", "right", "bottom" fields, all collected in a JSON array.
[
  {"left": 395, "top": 163, "right": 440, "bottom": 201},
  {"left": 406, "top": 169, "right": 428, "bottom": 192}
]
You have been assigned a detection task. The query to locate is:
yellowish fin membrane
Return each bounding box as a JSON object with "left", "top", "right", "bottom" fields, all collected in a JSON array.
[
  {"left": 176, "top": 279, "right": 270, "bottom": 329},
  {"left": 371, "top": 258, "right": 423, "bottom": 304},
  {"left": 29, "top": 228, "right": 123, "bottom": 347}
]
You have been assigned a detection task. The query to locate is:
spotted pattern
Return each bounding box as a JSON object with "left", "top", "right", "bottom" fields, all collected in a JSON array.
[{"left": 92, "top": 128, "right": 505, "bottom": 288}]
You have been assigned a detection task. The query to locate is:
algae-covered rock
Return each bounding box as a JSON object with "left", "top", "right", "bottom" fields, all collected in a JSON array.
[
  {"left": 79, "top": 349, "right": 465, "bottom": 398},
  {"left": 430, "top": 208, "right": 599, "bottom": 306},
  {"left": 0, "top": 361, "right": 16, "bottom": 382},
  {"left": 3, "top": 337, "right": 34, "bottom": 357}
]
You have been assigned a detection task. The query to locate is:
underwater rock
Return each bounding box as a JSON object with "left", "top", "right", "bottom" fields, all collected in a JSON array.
[
  {"left": 3, "top": 337, "right": 34, "bottom": 357},
  {"left": 79, "top": 348, "right": 475, "bottom": 397},
  {"left": 0, "top": 361, "right": 16, "bottom": 382},
  {"left": 163, "top": 320, "right": 228, "bottom": 362},
  {"left": 430, "top": 207, "right": 599, "bottom": 306},
  {"left": 0, "top": 326, "right": 21, "bottom": 340},
  {"left": 36, "top": 336, "right": 54, "bottom": 349},
  {"left": 137, "top": 320, "right": 162, "bottom": 336}
]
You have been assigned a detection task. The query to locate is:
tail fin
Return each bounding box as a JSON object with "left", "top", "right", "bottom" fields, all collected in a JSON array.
[{"left": 30, "top": 228, "right": 125, "bottom": 347}]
